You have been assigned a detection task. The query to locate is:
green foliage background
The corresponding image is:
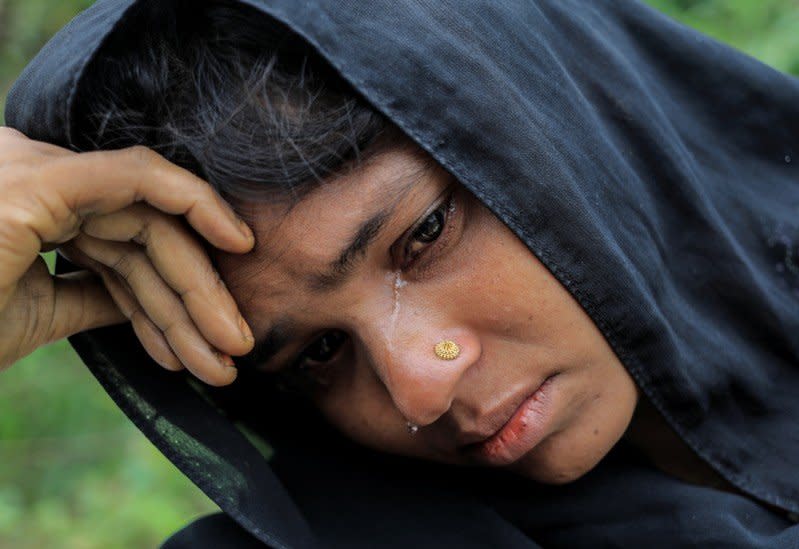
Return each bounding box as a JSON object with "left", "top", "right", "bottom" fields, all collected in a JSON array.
[{"left": 1, "top": 1, "right": 798, "bottom": 547}]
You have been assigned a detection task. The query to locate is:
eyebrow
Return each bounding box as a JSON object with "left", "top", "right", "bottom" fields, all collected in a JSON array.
[
  {"left": 238, "top": 211, "right": 393, "bottom": 372},
  {"left": 307, "top": 208, "right": 394, "bottom": 293},
  {"left": 243, "top": 165, "right": 431, "bottom": 371},
  {"left": 308, "top": 161, "right": 433, "bottom": 293}
]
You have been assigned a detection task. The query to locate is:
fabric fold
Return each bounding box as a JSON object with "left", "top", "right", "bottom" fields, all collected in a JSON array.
[{"left": 6, "top": 0, "right": 799, "bottom": 545}]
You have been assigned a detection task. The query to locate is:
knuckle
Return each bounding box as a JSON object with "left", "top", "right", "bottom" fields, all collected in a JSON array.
[
  {"left": 0, "top": 166, "right": 32, "bottom": 207},
  {"left": 0, "top": 127, "right": 26, "bottom": 144},
  {"left": 138, "top": 210, "right": 174, "bottom": 243},
  {"left": 161, "top": 318, "right": 182, "bottom": 339},
  {"left": 125, "top": 144, "right": 160, "bottom": 167},
  {"left": 117, "top": 301, "right": 144, "bottom": 326},
  {"left": 0, "top": 135, "right": 48, "bottom": 176},
  {"left": 2, "top": 160, "right": 82, "bottom": 239},
  {"left": 133, "top": 225, "right": 150, "bottom": 247},
  {"left": 109, "top": 251, "right": 142, "bottom": 280},
  {"left": 36, "top": 191, "right": 82, "bottom": 242},
  {"left": 130, "top": 217, "right": 153, "bottom": 246},
  {"left": 128, "top": 305, "right": 147, "bottom": 324},
  {"left": 0, "top": 201, "right": 37, "bottom": 234}
]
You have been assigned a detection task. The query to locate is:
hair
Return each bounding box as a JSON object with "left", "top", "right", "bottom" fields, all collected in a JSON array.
[
  {"left": 73, "top": 0, "right": 390, "bottom": 212},
  {"left": 72, "top": 0, "right": 401, "bottom": 410}
]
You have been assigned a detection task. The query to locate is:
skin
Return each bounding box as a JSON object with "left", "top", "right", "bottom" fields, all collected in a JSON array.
[
  {"left": 0, "top": 128, "right": 255, "bottom": 385},
  {"left": 0, "top": 128, "right": 729, "bottom": 488},
  {"left": 214, "top": 141, "right": 642, "bottom": 484}
]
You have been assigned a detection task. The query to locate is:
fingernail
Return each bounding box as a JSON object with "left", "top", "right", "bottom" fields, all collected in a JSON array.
[
  {"left": 238, "top": 218, "right": 254, "bottom": 241},
  {"left": 238, "top": 315, "right": 254, "bottom": 343},
  {"left": 218, "top": 352, "right": 235, "bottom": 369}
]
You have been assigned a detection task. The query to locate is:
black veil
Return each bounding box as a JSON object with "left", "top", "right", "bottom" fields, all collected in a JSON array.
[{"left": 6, "top": 0, "right": 799, "bottom": 546}]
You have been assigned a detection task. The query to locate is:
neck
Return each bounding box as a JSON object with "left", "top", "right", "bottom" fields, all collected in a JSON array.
[{"left": 623, "top": 397, "right": 736, "bottom": 492}]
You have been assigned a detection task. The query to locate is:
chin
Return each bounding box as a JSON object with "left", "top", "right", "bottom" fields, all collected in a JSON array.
[{"left": 508, "top": 434, "right": 616, "bottom": 485}]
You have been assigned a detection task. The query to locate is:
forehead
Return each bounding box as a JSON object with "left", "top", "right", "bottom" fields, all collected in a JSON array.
[{"left": 212, "top": 144, "right": 434, "bottom": 310}]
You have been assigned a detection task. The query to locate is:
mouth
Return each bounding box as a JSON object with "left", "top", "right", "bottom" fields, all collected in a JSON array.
[{"left": 459, "top": 374, "right": 559, "bottom": 466}]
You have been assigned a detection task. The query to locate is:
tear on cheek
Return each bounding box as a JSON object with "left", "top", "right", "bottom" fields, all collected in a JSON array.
[{"left": 385, "top": 270, "right": 406, "bottom": 352}]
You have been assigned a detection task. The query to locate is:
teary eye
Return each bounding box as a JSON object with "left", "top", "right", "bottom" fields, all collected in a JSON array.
[
  {"left": 412, "top": 209, "right": 444, "bottom": 243},
  {"left": 297, "top": 330, "right": 347, "bottom": 368},
  {"left": 403, "top": 193, "right": 454, "bottom": 263},
  {"left": 273, "top": 330, "right": 348, "bottom": 395}
]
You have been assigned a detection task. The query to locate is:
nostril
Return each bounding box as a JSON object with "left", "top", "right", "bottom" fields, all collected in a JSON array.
[
  {"left": 391, "top": 386, "right": 454, "bottom": 427},
  {"left": 365, "top": 319, "right": 479, "bottom": 429}
]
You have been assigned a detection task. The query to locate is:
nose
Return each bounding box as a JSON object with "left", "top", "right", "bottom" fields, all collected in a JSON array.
[{"left": 361, "top": 314, "right": 481, "bottom": 427}]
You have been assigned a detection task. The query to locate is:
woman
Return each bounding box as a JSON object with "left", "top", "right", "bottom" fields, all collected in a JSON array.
[{"left": 3, "top": 0, "right": 799, "bottom": 546}]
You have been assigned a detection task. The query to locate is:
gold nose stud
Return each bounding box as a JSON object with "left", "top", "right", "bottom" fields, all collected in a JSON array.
[{"left": 434, "top": 340, "right": 460, "bottom": 360}]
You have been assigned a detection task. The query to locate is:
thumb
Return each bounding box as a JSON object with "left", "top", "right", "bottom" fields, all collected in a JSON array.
[{"left": 48, "top": 271, "right": 128, "bottom": 342}]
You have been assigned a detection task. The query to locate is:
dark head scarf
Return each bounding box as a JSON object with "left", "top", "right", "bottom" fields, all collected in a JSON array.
[{"left": 6, "top": 0, "right": 799, "bottom": 547}]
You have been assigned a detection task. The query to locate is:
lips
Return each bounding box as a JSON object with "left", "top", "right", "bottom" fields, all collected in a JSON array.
[{"left": 458, "top": 375, "right": 558, "bottom": 466}]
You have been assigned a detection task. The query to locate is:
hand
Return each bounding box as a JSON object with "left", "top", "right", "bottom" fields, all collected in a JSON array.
[{"left": 0, "top": 127, "right": 255, "bottom": 385}]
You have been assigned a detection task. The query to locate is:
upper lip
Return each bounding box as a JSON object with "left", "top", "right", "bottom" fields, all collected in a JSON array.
[{"left": 453, "top": 378, "right": 548, "bottom": 449}]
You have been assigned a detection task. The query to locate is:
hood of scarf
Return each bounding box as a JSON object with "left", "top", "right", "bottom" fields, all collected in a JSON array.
[{"left": 6, "top": 0, "right": 799, "bottom": 546}]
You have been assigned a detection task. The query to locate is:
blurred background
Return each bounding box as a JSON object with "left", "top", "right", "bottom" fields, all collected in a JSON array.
[{"left": 1, "top": 0, "right": 798, "bottom": 547}]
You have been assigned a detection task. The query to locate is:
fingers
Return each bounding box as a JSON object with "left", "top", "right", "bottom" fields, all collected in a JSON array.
[
  {"left": 66, "top": 235, "right": 240, "bottom": 386},
  {"left": 35, "top": 146, "right": 255, "bottom": 253},
  {"left": 0, "top": 133, "right": 254, "bottom": 320},
  {"left": 97, "top": 269, "right": 185, "bottom": 373},
  {"left": 47, "top": 270, "right": 128, "bottom": 341},
  {"left": 57, "top": 245, "right": 183, "bottom": 373},
  {"left": 80, "top": 203, "right": 253, "bottom": 356},
  {"left": 80, "top": 205, "right": 254, "bottom": 353},
  {"left": 0, "top": 129, "right": 256, "bottom": 377}
]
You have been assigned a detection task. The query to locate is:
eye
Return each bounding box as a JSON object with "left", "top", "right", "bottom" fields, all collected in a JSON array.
[
  {"left": 271, "top": 330, "right": 349, "bottom": 395},
  {"left": 403, "top": 192, "right": 455, "bottom": 264},
  {"left": 295, "top": 330, "right": 348, "bottom": 371},
  {"left": 413, "top": 209, "right": 444, "bottom": 243}
]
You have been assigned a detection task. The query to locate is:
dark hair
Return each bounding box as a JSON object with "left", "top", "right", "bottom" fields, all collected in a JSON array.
[{"left": 73, "top": 0, "right": 389, "bottom": 211}]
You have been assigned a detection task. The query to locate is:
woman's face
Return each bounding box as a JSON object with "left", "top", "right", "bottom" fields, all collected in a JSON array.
[{"left": 214, "top": 142, "right": 640, "bottom": 484}]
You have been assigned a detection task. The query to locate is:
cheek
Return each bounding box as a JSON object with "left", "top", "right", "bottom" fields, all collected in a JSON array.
[
  {"left": 313, "top": 363, "right": 422, "bottom": 455},
  {"left": 453, "top": 208, "right": 572, "bottom": 344},
  {"left": 465, "top": 209, "right": 622, "bottom": 373}
]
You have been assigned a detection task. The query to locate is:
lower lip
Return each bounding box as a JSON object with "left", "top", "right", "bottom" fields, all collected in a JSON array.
[{"left": 469, "top": 375, "right": 558, "bottom": 466}]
